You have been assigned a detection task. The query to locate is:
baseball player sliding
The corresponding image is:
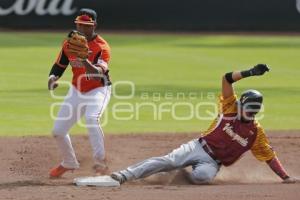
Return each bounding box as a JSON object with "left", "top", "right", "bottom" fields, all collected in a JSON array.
[
  {"left": 48, "top": 8, "right": 111, "bottom": 178},
  {"left": 111, "top": 64, "right": 299, "bottom": 184}
]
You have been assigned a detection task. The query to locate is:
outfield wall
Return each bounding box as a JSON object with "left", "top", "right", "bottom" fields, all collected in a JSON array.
[{"left": 1, "top": 0, "right": 300, "bottom": 31}]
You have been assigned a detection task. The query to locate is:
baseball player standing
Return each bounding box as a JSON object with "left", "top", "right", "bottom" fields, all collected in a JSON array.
[
  {"left": 48, "top": 8, "right": 111, "bottom": 178},
  {"left": 111, "top": 64, "right": 299, "bottom": 184}
]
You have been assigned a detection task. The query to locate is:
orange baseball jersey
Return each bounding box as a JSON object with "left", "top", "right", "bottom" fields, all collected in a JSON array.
[
  {"left": 201, "top": 94, "right": 275, "bottom": 166},
  {"left": 55, "top": 35, "right": 111, "bottom": 92}
]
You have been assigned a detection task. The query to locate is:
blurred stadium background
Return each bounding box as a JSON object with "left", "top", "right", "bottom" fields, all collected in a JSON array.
[{"left": 1, "top": 0, "right": 300, "bottom": 136}]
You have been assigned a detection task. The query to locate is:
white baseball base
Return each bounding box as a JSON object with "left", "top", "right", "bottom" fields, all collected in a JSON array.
[{"left": 73, "top": 175, "right": 120, "bottom": 187}]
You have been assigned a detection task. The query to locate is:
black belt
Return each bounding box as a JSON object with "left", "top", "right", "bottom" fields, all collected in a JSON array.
[{"left": 198, "top": 138, "right": 221, "bottom": 164}]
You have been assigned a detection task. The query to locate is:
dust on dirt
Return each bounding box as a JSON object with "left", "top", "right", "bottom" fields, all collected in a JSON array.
[{"left": 0, "top": 131, "right": 299, "bottom": 200}]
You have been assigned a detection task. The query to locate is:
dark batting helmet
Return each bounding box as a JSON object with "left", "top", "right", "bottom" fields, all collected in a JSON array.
[{"left": 239, "top": 89, "right": 263, "bottom": 114}]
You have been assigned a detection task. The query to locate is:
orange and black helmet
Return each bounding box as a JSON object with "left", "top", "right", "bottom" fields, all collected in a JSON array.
[{"left": 74, "top": 8, "right": 97, "bottom": 26}]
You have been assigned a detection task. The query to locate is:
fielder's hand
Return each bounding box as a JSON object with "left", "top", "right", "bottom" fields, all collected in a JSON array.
[
  {"left": 250, "top": 64, "right": 270, "bottom": 76},
  {"left": 48, "top": 75, "right": 59, "bottom": 90},
  {"left": 282, "top": 177, "right": 300, "bottom": 184}
]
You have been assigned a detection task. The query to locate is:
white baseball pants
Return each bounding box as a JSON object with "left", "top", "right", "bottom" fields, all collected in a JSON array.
[
  {"left": 119, "top": 139, "right": 221, "bottom": 184},
  {"left": 52, "top": 85, "right": 111, "bottom": 169}
]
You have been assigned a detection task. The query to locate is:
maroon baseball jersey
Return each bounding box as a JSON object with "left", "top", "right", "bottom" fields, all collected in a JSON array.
[
  {"left": 200, "top": 95, "right": 275, "bottom": 166},
  {"left": 202, "top": 113, "right": 258, "bottom": 166}
]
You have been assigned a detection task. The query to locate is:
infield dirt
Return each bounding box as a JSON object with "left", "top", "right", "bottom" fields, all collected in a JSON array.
[{"left": 0, "top": 131, "right": 299, "bottom": 200}]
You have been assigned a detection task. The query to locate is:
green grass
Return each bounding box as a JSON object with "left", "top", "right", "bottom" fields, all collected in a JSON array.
[{"left": 1, "top": 32, "right": 300, "bottom": 136}]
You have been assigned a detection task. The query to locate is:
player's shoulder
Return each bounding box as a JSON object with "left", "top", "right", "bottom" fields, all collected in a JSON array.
[
  {"left": 254, "top": 120, "right": 266, "bottom": 136},
  {"left": 254, "top": 120, "right": 262, "bottom": 128},
  {"left": 93, "top": 35, "right": 110, "bottom": 48},
  {"left": 219, "top": 94, "right": 238, "bottom": 114}
]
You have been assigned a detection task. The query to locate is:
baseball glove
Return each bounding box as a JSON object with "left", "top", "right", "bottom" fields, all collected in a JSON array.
[{"left": 65, "top": 30, "right": 89, "bottom": 60}]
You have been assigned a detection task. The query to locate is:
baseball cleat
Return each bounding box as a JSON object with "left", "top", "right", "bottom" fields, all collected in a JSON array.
[
  {"left": 93, "top": 162, "right": 109, "bottom": 175},
  {"left": 49, "top": 165, "right": 74, "bottom": 178},
  {"left": 111, "top": 172, "right": 127, "bottom": 184}
]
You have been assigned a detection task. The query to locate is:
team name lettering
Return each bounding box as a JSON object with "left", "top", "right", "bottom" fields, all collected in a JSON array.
[{"left": 223, "top": 123, "right": 248, "bottom": 147}]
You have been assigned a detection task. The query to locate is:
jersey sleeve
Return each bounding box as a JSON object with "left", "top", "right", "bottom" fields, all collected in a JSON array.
[
  {"left": 94, "top": 43, "right": 111, "bottom": 72},
  {"left": 100, "top": 43, "right": 111, "bottom": 63},
  {"left": 219, "top": 94, "right": 238, "bottom": 114},
  {"left": 201, "top": 94, "right": 237, "bottom": 136},
  {"left": 251, "top": 123, "right": 276, "bottom": 161},
  {"left": 55, "top": 40, "right": 69, "bottom": 68}
]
